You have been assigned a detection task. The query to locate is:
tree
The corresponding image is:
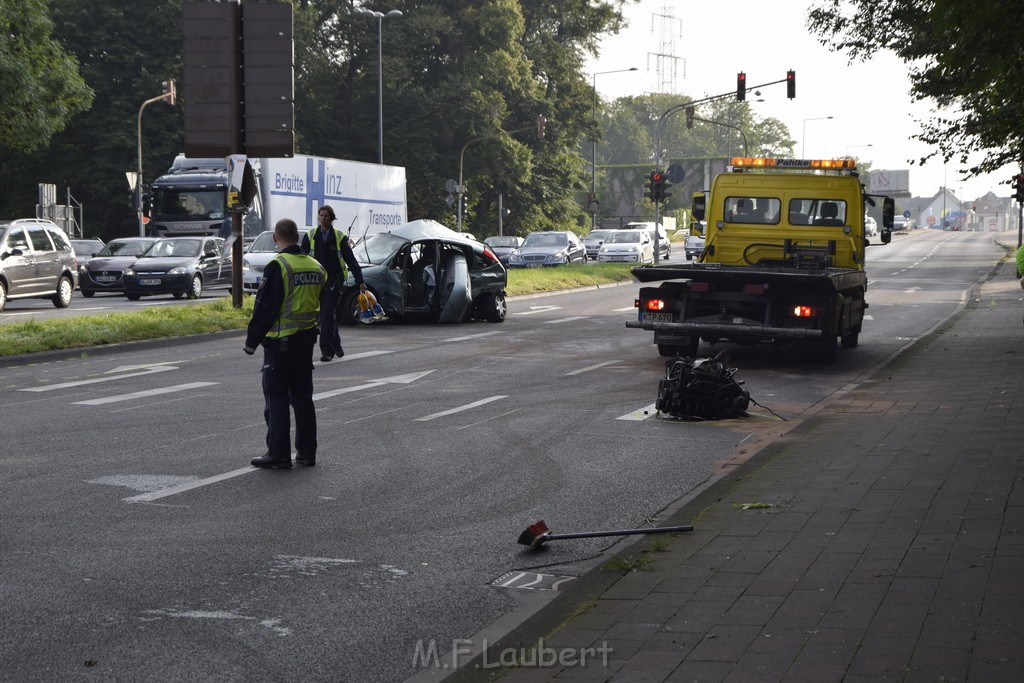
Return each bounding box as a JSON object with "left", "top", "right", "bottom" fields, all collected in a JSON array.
[
  {"left": 0, "top": 0, "right": 93, "bottom": 154},
  {"left": 808, "top": 0, "right": 1024, "bottom": 176}
]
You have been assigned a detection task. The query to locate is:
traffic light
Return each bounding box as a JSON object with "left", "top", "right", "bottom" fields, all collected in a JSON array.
[
  {"left": 1014, "top": 174, "right": 1024, "bottom": 202},
  {"left": 649, "top": 171, "right": 672, "bottom": 203},
  {"left": 736, "top": 72, "right": 746, "bottom": 101},
  {"left": 161, "top": 79, "right": 176, "bottom": 106},
  {"left": 786, "top": 70, "right": 796, "bottom": 99},
  {"left": 644, "top": 172, "right": 656, "bottom": 201},
  {"left": 685, "top": 106, "right": 695, "bottom": 129}
]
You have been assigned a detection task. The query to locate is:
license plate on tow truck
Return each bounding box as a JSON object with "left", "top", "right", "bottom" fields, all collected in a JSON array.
[{"left": 641, "top": 311, "right": 673, "bottom": 322}]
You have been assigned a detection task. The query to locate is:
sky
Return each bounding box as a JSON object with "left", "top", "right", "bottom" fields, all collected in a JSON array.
[{"left": 584, "top": 0, "right": 1009, "bottom": 202}]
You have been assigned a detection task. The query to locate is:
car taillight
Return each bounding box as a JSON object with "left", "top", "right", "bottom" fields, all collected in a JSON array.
[
  {"left": 690, "top": 281, "right": 710, "bottom": 292},
  {"left": 792, "top": 305, "right": 816, "bottom": 317},
  {"left": 743, "top": 284, "right": 765, "bottom": 295},
  {"left": 482, "top": 247, "right": 499, "bottom": 263}
]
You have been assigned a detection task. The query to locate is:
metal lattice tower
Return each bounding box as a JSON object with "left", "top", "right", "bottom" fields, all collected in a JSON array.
[{"left": 648, "top": 3, "right": 684, "bottom": 93}]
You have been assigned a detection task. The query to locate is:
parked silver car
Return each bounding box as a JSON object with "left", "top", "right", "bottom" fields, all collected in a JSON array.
[{"left": 0, "top": 218, "right": 78, "bottom": 311}]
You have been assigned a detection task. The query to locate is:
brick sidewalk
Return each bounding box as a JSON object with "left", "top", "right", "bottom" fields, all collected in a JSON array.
[{"left": 487, "top": 256, "right": 1024, "bottom": 681}]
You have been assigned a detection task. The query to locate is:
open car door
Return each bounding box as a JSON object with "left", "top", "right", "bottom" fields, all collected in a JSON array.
[{"left": 438, "top": 248, "right": 472, "bottom": 323}]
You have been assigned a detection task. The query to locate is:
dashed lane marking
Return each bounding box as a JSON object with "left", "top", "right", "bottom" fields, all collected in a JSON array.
[
  {"left": 565, "top": 360, "right": 620, "bottom": 376},
  {"left": 443, "top": 331, "right": 504, "bottom": 343},
  {"left": 73, "top": 382, "right": 218, "bottom": 405},
  {"left": 617, "top": 403, "right": 657, "bottom": 421},
  {"left": 415, "top": 395, "right": 508, "bottom": 422},
  {"left": 19, "top": 365, "right": 177, "bottom": 392},
  {"left": 543, "top": 316, "right": 589, "bottom": 325}
]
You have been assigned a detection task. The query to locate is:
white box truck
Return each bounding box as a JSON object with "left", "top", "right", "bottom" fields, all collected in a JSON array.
[{"left": 147, "top": 154, "right": 407, "bottom": 240}]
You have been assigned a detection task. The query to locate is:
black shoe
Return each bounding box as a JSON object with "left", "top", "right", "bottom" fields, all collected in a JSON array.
[
  {"left": 336, "top": 347, "right": 344, "bottom": 358},
  {"left": 251, "top": 453, "right": 292, "bottom": 469},
  {"left": 295, "top": 453, "right": 316, "bottom": 467},
  {"left": 320, "top": 354, "right": 333, "bottom": 362}
]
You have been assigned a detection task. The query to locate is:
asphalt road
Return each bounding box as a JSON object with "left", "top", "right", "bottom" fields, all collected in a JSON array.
[{"left": 0, "top": 229, "right": 1008, "bottom": 681}]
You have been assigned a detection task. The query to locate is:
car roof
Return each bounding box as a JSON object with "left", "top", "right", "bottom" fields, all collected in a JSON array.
[{"left": 385, "top": 219, "right": 478, "bottom": 246}]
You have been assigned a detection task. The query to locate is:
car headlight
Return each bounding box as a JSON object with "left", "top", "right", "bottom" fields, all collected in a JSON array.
[
  {"left": 242, "top": 259, "right": 250, "bottom": 271},
  {"left": 124, "top": 267, "right": 135, "bottom": 276},
  {"left": 167, "top": 266, "right": 187, "bottom": 275},
  {"left": 553, "top": 250, "right": 565, "bottom": 259},
  {"left": 509, "top": 253, "right": 522, "bottom": 262}
]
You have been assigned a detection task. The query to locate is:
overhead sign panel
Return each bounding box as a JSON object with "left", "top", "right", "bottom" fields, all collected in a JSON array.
[{"left": 242, "top": 1, "right": 294, "bottom": 158}]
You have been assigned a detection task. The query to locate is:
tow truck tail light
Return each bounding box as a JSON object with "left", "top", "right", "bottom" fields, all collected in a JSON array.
[
  {"left": 792, "top": 305, "right": 816, "bottom": 317},
  {"left": 643, "top": 299, "right": 666, "bottom": 311},
  {"left": 743, "top": 284, "right": 765, "bottom": 295},
  {"left": 690, "top": 281, "right": 710, "bottom": 292}
]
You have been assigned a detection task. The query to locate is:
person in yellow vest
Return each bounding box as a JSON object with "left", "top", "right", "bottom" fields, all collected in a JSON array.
[
  {"left": 244, "top": 218, "right": 327, "bottom": 469},
  {"left": 300, "top": 205, "right": 366, "bottom": 362},
  {"left": 1016, "top": 243, "right": 1024, "bottom": 287}
]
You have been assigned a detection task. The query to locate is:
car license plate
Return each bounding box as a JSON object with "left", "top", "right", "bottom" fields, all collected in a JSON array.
[
  {"left": 95, "top": 276, "right": 116, "bottom": 283},
  {"left": 527, "top": 263, "right": 542, "bottom": 268},
  {"left": 139, "top": 278, "right": 161, "bottom": 286},
  {"left": 641, "top": 312, "right": 674, "bottom": 322}
]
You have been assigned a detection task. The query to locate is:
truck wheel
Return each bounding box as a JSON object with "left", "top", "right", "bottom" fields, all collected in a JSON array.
[
  {"left": 658, "top": 344, "right": 677, "bottom": 357},
  {"left": 816, "top": 335, "right": 838, "bottom": 363},
  {"left": 841, "top": 331, "right": 859, "bottom": 349}
]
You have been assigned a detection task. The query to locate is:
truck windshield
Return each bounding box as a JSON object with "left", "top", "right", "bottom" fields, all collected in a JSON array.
[
  {"left": 724, "top": 197, "right": 781, "bottom": 224},
  {"left": 152, "top": 189, "right": 226, "bottom": 221}
]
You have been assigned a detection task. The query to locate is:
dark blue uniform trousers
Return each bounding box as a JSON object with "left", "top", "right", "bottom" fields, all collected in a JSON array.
[
  {"left": 319, "top": 278, "right": 344, "bottom": 358},
  {"left": 262, "top": 327, "right": 318, "bottom": 459}
]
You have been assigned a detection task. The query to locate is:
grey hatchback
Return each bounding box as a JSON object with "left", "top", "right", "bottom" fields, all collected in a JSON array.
[{"left": 0, "top": 218, "right": 78, "bottom": 311}]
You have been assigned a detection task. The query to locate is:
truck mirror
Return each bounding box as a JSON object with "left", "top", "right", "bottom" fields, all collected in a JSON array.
[
  {"left": 691, "top": 192, "right": 706, "bottom": 221},
  {"left": 882, "top": 197, "right": 895, "bottom": 228}
]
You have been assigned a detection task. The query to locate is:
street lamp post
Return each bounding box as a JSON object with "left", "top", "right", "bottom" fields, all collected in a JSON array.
[
  {"left": 845, "top": 143, "right": 873, "bottom": 158},
  {"left": 590, "top": 68, "right": 637, "bottom": 229},
  {"left": 136, "top": 80, "right": 176, "bottom": 237},
  {"left": 357, "top": 8, "right": 403, "bottom": 165},
  {"left": 801, "top": 115, "right": 833, "bottom": 158}
]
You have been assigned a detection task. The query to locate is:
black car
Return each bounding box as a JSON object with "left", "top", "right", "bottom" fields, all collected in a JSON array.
[
  {"left": 122, "top": 237, "right": 232, "bottom": 300},
  {"left": 482, "top": 235, "right": 524, "bottom": 266},
  {"left": 339, "top": 219, "right": 507, "bottom": 324},
  {"left": 78, "top": 237, "right": 159, "bottom": 297},
  {"left": 70, "top": 238, "right": 105, "bottom": 265}
]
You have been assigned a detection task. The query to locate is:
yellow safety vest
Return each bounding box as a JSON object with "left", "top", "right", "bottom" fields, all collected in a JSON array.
[
  {"left": 265, "top": 252, "right": 327, "bottom": 339},
  {"left": 307, "top": 226, "right": 349, "bottom": 281}
]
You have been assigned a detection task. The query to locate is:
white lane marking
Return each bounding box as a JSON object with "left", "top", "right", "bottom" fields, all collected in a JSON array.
[
  {"left": 443, "top": 330, "right": 504, "bottom": 342},
  {"left": 498, "top": 572, "right": 527, "bottom": 588},
  {"left": 613, "top": 306, "right": 636, "bottom": 312},
  {"left": 456, "top": 408, "right": 521, "bottom": 431},
  {"left": 415, "top": 395, "right": 508, "bottom": 422},
  {"left": 544, "top": 316, "right": 589, "bottom": 325},
  {"left": 338, "top": 350, "right": 390, "bottom": 362},
  {"left": 20, "top": 365, "right": 177, "bottom": 392},
  {"left": 617, "top": 403, "right": 657, "bottom": 421},
  {"left": 312, "top": 370, "right": 433, "bottom": 401},
  {"left": 74, "top": 382, "right": 217, "bottom": 405},
  {"left": 108, "top": 361, "right": 184, "bottom": 373},
  {"left": 125, "top": 464, "right": 263, "bottom": 503},
  {"left": 550, "top": 577, "right": 576, "bottom": 590},
  {"left": 565, "top": 360, "right": 620, "bottom": 376},
  {"left": 904, "top": 287, "right": 922, "bottom": 293},
  {"left": 517, "top": 305, "right": 561, "bottom": 315},
  {"left": 520, "top": 574, "right": 545, "bottom": 588}
]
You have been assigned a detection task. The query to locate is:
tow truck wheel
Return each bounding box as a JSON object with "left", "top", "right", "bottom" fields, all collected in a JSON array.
[{"left": 841, "top": 330, "right": 859, "bottom": 349}]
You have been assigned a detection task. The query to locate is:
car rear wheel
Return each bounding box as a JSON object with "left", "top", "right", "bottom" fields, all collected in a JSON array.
[
  {"left": 126, "top": 294, "right": 141, "bottom": 301},
  {"left": 339, "top": 289, "right": 361, "bottom": 326},
  {"left": 186, "top": 275, "right": 203, "bottom": 299},
  {"left": 51, "top": 276, "right": 73, "bottom": 308},
  {"left": 0, "top": 280, "right": 7, "bottom": 311},
  {"left": 481, "top": 292, "right": 506, "bottom": 323}
]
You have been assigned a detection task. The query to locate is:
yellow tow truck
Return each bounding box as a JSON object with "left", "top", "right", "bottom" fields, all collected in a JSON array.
[{"left": 627, "top": 157, "right": 895, "bottom": 363}]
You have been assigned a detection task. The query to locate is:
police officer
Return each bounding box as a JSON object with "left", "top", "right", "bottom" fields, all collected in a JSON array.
[
  {"left": 300, "top": 205, "right": 366, "bottom": 362},
  {"left": 244, "top": 218, "right": 327, "bottom": 469}
]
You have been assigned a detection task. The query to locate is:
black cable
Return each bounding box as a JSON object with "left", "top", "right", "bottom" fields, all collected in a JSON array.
[{"left": 748, "top": 395, "right": 788, "bottom": 421}]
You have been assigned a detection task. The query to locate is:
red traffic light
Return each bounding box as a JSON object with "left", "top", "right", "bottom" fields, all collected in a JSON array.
[
  {"left": 737, "top": 72, "right": 746, "bottom": 101},
  {"left": 651, "top": 171, "right": 665, "bottom": 182},
  {"left": 786, "top": 70, "right": 796, "bottom": 99}
]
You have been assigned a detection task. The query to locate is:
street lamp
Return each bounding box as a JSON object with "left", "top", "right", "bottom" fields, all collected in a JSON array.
[
  {"left": 591, "top": 67, "right": 637, "bottom": 229},
  {"left": 801, "top": 115, "right": 833, "bottom": 158},
  {"left": 845, "top": 143, "right": 873, "bottom": 158},
  {"left": 357, "top": 8, "right": 403, "bottom": 165},
  {"left": 137, "top": 79, "right": 176, "bottom": 237}
]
